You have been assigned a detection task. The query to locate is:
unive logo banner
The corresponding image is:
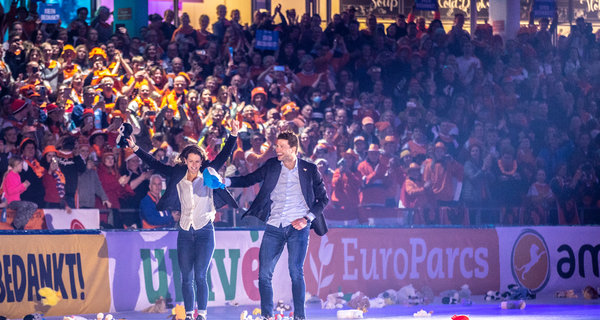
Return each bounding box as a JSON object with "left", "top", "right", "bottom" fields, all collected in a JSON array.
[
  {"left": 498, "top": 226, "right": 600, "bottom": 294},
  {"left": 0, "top": 234, "right": 110, "bottom": 318},
  {"left": 104, "top": 230, "right": 294, "bottom": 312},
  {"left": 305, "top": 228, "right": 500, "bottom": 298}
]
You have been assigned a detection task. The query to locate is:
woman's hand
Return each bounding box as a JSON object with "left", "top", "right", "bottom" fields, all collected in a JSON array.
[{"left": 229, "top": 118, "right": 240, "bottom": 136}]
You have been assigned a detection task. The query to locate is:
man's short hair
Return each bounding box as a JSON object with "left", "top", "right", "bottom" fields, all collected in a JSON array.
[{"left": 277, "top": 131, "right": 299, "bottom": 150}]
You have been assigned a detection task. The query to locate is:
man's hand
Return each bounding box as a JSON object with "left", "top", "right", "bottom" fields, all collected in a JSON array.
[
  {"left": 126, "top": 136, "right": 136, "bottom": 149},
  {"left": 291, "top": 217, "right": 308, "bottom": 230},
  {"left": 103, "top": 200, "right": 112, "bottom": 208}
]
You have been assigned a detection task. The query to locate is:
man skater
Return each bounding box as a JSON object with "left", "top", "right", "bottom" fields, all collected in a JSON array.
[{"left": 226, "top": 131, "right": 329, "bottom": 320}]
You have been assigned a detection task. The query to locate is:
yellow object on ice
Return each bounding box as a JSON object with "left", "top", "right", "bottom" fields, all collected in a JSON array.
[
  {"left": 252, "top": 308, "right": 261, "bottom": 315},
  {"left": 39, "top": 287, "right": 62, "bottom": 306}
]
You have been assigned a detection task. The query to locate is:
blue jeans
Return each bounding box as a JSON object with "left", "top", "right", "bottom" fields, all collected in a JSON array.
[
  {"left": 259, "top": 224, "right": 310, "bottom": 319},
  {"left": 177, "top": 222, "right": 215, "bottom": 312}
]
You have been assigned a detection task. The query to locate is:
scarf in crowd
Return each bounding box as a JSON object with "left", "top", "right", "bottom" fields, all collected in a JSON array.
[
  {"left": 52, "top": 168, "right": 66, "bottom": 199},
  {"left": 25, "top": 158, "right": 45, "bottom": 178}
]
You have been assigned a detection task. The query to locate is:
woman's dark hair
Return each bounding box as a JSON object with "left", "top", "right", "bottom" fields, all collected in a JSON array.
[
  {"left": 178, "top": 144, "right": 207, "bottom": 164},
  {"left": 277, "top": 131, "right": 299, "bottom": 150}
]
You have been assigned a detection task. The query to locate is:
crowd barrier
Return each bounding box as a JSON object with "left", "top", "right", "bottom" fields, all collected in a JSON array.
[{"left": 0, "top": 226, "right": 598, "bottom": 318}]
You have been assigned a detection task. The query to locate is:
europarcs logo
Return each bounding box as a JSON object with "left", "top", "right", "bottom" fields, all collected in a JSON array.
[{"left": 511, "top": 229, "right": 550, "bottom": 292}]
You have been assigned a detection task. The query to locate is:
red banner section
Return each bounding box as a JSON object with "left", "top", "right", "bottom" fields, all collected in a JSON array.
[{"left": 305, "top": 228, "right": 500, "bottom": 298}]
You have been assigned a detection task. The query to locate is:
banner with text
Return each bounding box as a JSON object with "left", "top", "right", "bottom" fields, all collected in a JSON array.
[
  {"left": 0, "top": 234, "right": 110, "bottom": 318},
  {"left": 497, "top": 227, "right": 600, "bottom": 294},
  {"left": 306, "top": 228, "right": 500, "bottom": 298},
  {"left": 44, "top": 209, "right": 100, "bottom": 230},
  {"left": 104, "top": 230, "right": 293, "bottom": 312}
]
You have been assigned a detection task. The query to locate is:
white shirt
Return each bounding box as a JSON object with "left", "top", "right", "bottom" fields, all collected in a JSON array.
[
  {"left": 177, "top": 172, "right": 215, "bottom": 231},
  {"left": 267, "top": 160, "right": 311, "bottom": 228}
]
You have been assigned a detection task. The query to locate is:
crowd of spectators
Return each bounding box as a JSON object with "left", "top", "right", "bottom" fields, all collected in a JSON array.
[{"left": 0, "top": 1, "right": 599, "bottom": 229}]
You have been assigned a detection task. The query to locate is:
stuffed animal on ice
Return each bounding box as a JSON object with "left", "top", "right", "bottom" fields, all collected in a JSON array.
[
  {"left": 323, "top": 292, "right": 346, "bottom": 309},
  {"left": 171, "top": 304, "right": 186, "bottom": 320},
  {"left": 348, "top": 291, "right": 370, "bottom": 311},
  {"left": 116, "top": 122, "right": 133, "bottom": 148}
]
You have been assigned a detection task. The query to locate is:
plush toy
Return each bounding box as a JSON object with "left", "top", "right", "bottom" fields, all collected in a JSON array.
[
  {"left": 348, "top": 291, "right": 370, "bottom": 311},
  {"left": 39, "top": 287, "right": 62, "bottom": 306},
  {"left": 451, "top": 315, "right": 470, "bottom": 320},
  {"left": 142, "top": 296, "right": 167, "bottom": 313},
  {"left": 397, "top": 284, "right": 418, "bottom": 305},
  {"left": 501, "top": 300, "right": 526, "bottom": 309},
  {"left": 96, "top": 313, "right": 104, "bottom": 320},
  {"left": 116, "top": 122, "right": 133, "bottom": 148},
  {"left": 171, "top": 304, "right": 186, "bottom": 320},
  {"left": 583, "top": 286, "right": 599, "bottom": 300},
  {"left": 484, "top": 290, "right": 501, "bottom": 301},
  {"left": 275, "top": 299, "right": 292, "bottom": 313},
  {"left": 203, "top": 167, "right": 225, "bottom": 189},
  {"left": 323, "top": 292, "right": 346, "bottom": 309},
  {"left": 413, "top": 309, "right": 433, "bottom": 317},
  {"left": 377, "top": 289, "right": 397, "bottom": 305}
]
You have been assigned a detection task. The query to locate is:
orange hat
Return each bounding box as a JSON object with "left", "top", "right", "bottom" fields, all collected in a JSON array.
[
  {"left": 281, "top": 102, "right": 299, "bottom": 116},
  {"left": 177, "top": 72, "right": 191, "bottom": 85},
  {"left": 82, "top": 108, "right": 94, "bottom": 119},
  {"left": 368, "top": 144, "right": 380, "bottom": 152},
  {"left": 101, "top": 146, "right": 115, "bottom": 159},
  {"left": 400, "top": 150, "right": 411, "bottom": 158},
  {"left": 342, "top": 148, "right": 359, "bottom": 160},
  {"left": 251, "top": 87, "right": 267, "bottom": 100},
  {"left": 123, "top": 148, "right": 138, "bottom": 162},
  {"left": 353, "top": 136, "right": 365, "bottom": 143},
  {"left": 375, "top": 121, "right": 391, "bottom": 131},
  {"left": 19, "top": 84, "right": 40, "bottom": 98},
  {"left": 362, "top": 117, "right": 374, "bottom": 125},
  {"left": 97, "top": 68, "right": 118, "bottom": 79},
  {"left": 61, "top": 44, "right": 75, "bottom": 56},
  {"left": 110, "top": 109, "right": 124, "bottom": 120},
  {"left": 408, "top": 162, "right": 420, "bottom": 171},
  {"left": 42, "top": 145, "right": 58, "bottom": 156},
  {"left": 435, "top": 141, "right": 446, "bottom": 149},
  {"left": 89, "top": 47, "right": 107, "bottom": 60},
  {"left": 384, "top": 135, "right": 397, "bottom": 144},
  {"left": 19, "top": 137, "right": 35, "bottom": 151}
]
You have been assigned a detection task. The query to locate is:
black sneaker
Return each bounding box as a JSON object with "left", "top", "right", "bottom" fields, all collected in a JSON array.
[
  {"left": 195, "top": 315, "right": 206, "bottom": 320},
  {"left": 185, "top": 316, "right": 193, "bottom": 320}
]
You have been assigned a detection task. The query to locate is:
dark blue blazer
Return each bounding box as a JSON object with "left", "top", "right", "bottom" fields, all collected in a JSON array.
[
  {"left": 135, "top": 135, "right": 238, "bottom": 211},
  {"left": 229, "top": 157, "right": 329, "bottom": 236}
]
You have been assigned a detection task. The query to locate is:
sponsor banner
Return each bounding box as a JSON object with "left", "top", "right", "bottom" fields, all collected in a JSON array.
[
  {"left": 305, "top": 228, "right": 500, "bottom": 299},
  {"left": 497, "top": 227, "right": 600, "bottom": 294},
  {"left": 0, "top": 234, "right": 111, "bottom": 318},
  {"left": 104, "top": 230, "right": 293, "bottom": 312},
  {"left": 44, "top": 209, "right": 100, "bottom": 230}
]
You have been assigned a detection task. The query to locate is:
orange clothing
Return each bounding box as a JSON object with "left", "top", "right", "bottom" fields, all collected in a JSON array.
[
  {"left": 331, "top": 168, "right": 362, "bottom": 208},
  {"left": 160, "top": 90, "right": 188, "bottom": 117},
  {"left": 422, "top": 158, "right": 463, "bottom": 202},
  {"left": 357, "top": 159, "right": 388, "bottom": 206},
  {"left": 401, "top": 178, "right": 429, "bottom": 208}
]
